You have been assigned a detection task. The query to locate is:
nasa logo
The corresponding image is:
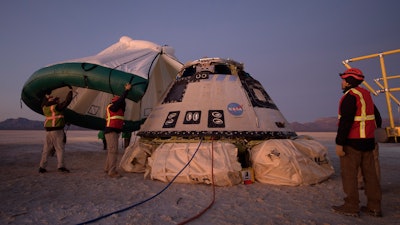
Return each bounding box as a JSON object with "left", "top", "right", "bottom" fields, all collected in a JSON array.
[{"left": 227, "top": 103, "right": 243, "bottom": 116}]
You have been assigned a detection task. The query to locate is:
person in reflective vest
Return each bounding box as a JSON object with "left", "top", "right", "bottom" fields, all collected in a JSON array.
[
  {"left": 39, "top": 85, "right": 73, "bottom": 173},
  {"left": 104, "top": 83, "right": 132, "bottom": 178},
  {"left": 332, "top": 68, "right": 383, "bottom": 217}
]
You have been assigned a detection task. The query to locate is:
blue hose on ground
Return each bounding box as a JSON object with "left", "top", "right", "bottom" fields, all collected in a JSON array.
[
  {"left": 76, "top": 138, "right": 204, "bottom": 225},
  {"left": 177, "top": 137, "right": 216, "bottom": 225}
]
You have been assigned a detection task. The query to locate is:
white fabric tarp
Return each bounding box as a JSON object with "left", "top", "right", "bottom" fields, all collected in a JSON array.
[
  {"left": 49, "top": 36, "right": 183, "bottom": 129},
  {"left": 136, "top": 141, "right": 243, "bottom": 186},
  {"left": 250, "top": 138, "right": 334, "bottom": 186},
  {"left": 120, "top": 137, "right": 154, "bottom": 173},
  {"left": 64, "top": 36, "right": 181, "bottom": 80},
  {"left": 67, "top": 36, "right": 182, "bottom": 121}
]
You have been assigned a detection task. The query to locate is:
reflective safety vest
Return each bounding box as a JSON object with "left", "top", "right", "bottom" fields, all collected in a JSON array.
[
  {"left": 338, "top": 87, "right": 376, "bottom": 139},
  {"left": 106, "top": 104, "right": 124, "bottom": 129},
  {"left": 43, "top": 105, "right": 65, "bottom": 128}
]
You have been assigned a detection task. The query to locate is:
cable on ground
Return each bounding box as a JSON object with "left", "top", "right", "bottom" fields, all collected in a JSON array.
[
  {"left": 177, "top": 137, "right": 216, "bottom": 225},
  {"left": 76, "top": 138, "right": 204, "bottom": 225}
]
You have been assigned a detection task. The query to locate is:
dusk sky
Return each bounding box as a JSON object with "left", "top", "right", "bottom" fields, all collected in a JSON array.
[{"left": 1, "top": 1, "right": 399, "bottom": 123}]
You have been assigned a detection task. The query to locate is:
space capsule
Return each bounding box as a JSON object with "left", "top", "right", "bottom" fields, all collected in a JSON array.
[
  {"left": 121, "top": 57, "right": 334, "bottom": 186},
  {"left": 137, "top": 57, "right": 297, "bottom": 140}
]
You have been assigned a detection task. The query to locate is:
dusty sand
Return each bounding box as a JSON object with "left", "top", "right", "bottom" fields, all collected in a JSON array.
[{"left": 0, "top": 130, "right": 399, "bottom": 225}]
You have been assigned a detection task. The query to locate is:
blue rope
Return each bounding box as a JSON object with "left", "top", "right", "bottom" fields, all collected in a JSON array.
[
  {"left": 76, "top": 138, "right": 204, "bottom": 225},
  {"left": 178, "top": 137, "right": 216, "bottom": 225}
]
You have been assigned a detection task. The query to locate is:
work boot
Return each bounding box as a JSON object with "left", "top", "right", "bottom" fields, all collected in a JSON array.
[
  {"left": 39, "top": 167, "right": 47, "bottom": 173},
  {"left": 360, "top": 206, "right": 383, "bottom": 217},
  {"left": 331, "top": 205, "right": 359, "bottom": 217},
  {"left": 58, "top": 167, "right": 70, "bottom": 173}
]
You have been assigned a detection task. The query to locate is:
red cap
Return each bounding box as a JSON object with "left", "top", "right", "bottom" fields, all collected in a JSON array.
[
  {"left": 46, "top": 95, "right": 59, "bottom": 102},
  {"left": 112, "top": 96, "right": 119, "bottom": 102},
  {"left": 339, "top": 68, "right": 364, "bottom": 80}
]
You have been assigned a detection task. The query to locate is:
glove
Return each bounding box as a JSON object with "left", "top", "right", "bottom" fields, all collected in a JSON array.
[
  {"left": 335, "top": 145, "right": 345, "bottom": 157},
  {"left": 125, "top": 83, "right": 132, "bottom": 91}
]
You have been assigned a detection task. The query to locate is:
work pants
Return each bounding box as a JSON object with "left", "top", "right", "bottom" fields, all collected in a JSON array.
[
  {"left": 358, "top": 144, "right": 380, "bottom": 187},
  {"left": 104, "top": 132, "right": 120, "bottom": 175},
  {"left": 40, "top": 129, "right": 66, "bottom": 169},
  {"left": 340, "top": 145, "right": 382, "bottom": 211}
]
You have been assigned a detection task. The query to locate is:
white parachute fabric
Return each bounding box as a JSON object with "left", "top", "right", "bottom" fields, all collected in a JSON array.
[
  {"left": 70, "top": 36, "right": 182, "bottom": 119},
  {"left": 146, "top": 142, "right": 242, "bottom": 186},
  {"left": 250, "top": 138, "right": 334, "bottom": 186},
  {"left": 59, "top": 36, "right": 182, "bottom": 125},
  {"left": 65, "top": 36, "right": 181, "bottom": 79}
]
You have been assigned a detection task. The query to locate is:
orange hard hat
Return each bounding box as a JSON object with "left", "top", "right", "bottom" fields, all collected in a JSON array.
[{"left": 339, "top": 68, "right": 364, "bottom": 81}]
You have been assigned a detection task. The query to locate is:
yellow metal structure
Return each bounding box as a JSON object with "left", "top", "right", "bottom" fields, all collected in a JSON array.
[{"left": 342, "top": 49, "right": 400, "bottom": 143}]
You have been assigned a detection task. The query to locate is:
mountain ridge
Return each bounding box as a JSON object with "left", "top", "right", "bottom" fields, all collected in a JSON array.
[{"left": 0, "top": 118, "right": 88, "bottom": 130}]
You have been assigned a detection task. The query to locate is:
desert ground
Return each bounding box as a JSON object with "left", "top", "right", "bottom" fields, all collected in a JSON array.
[{"left": 0, "top": 130, "right": 399, "bottom": 225}]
